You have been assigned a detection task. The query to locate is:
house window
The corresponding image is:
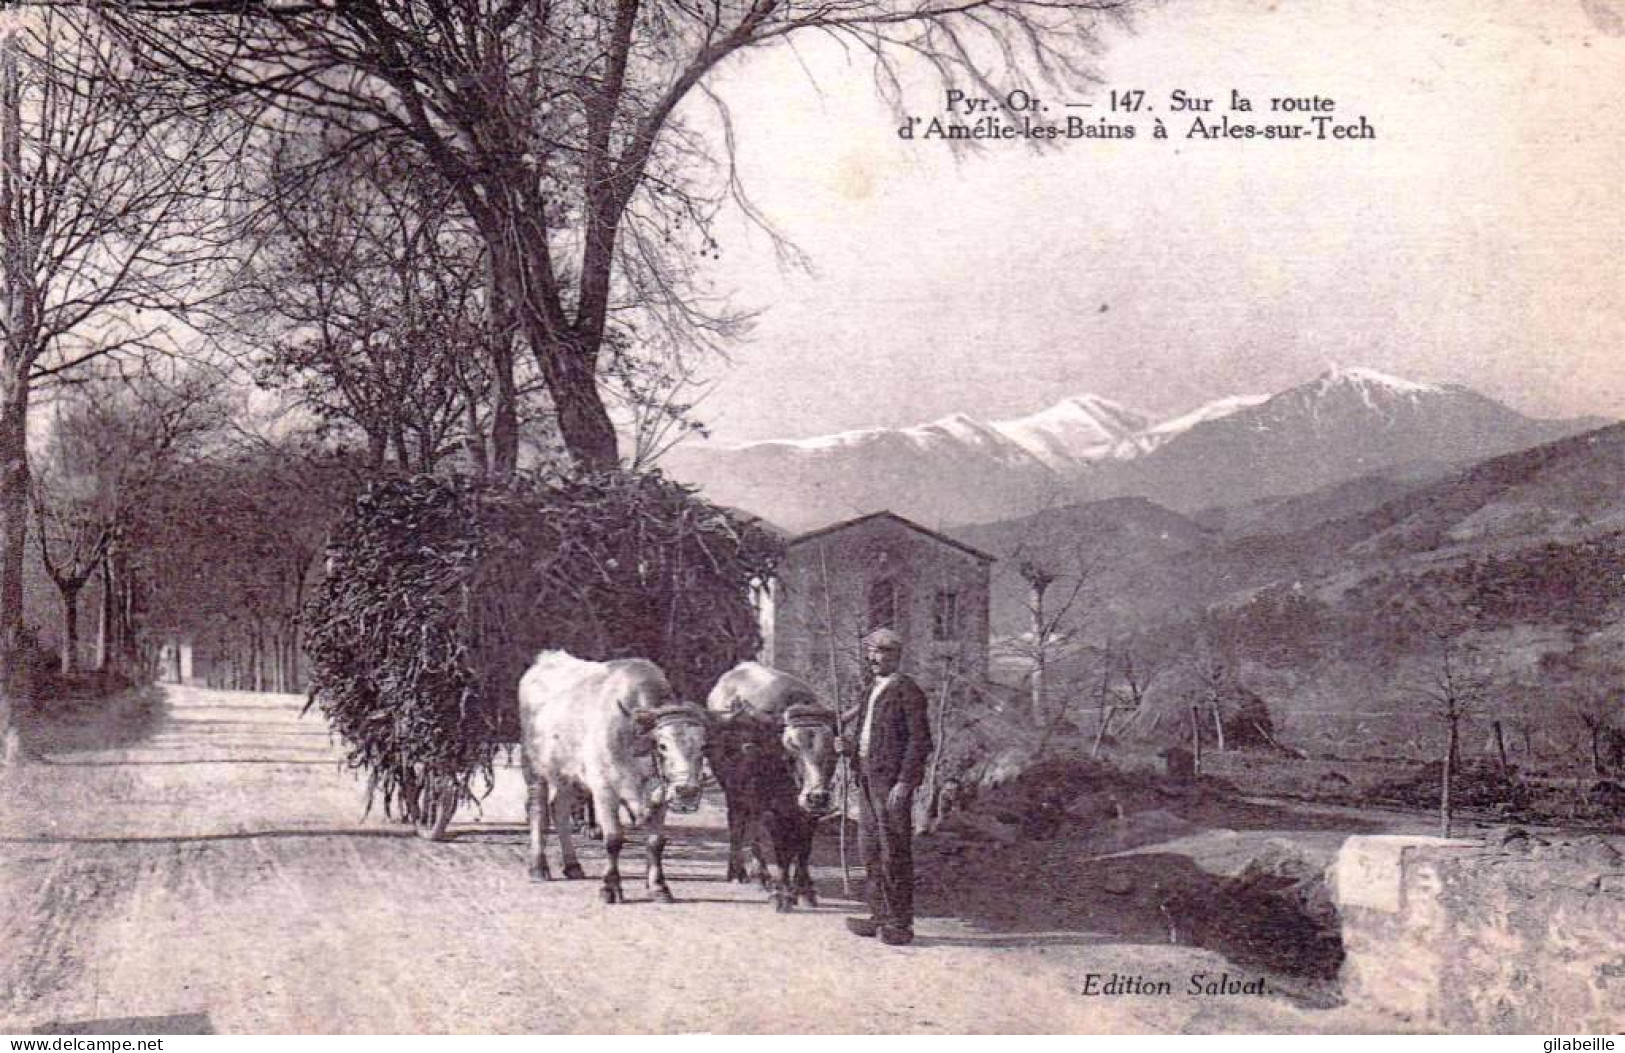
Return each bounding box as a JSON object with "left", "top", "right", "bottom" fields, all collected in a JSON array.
[
  {"left": 867, "top": 578, "right": 897, "bottom": 631},
  {"left": 933, "top": 589, "right": 961, "bottom": 641}
]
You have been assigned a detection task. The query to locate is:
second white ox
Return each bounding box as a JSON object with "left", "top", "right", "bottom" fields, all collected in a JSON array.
[{"left": 518, "top": 650, "right": 709, "bottom": 904}]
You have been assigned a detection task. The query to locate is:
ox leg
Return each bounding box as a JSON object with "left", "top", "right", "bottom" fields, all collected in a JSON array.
[
  {"left": 794, "top": 818, "right": 818, "bottom": 908},
  {"left": 751, "top": 833, "right": 772, "bottom": 893},
  {"left": 645, "top": 804, "right": 675, "bottom": 904},
  {"left": 596, "top": 789, "right": 626, "bottom": 904},
  {"left": 552, "top": 784, "right": 587, "bottom": 880},
  {"left": 579, "top": 797, "right": 603, "bottom": 842},
  {"left": 524, "top": 762, "right": 551, "bottom": 882},
  {"left": 769, "top": 812, "right": 796, "bottom": 913},
  {"left": 724, "top": 795, "right": 749, "bottom": 883},
  {"left": 732, "top": 798, "right": 762, "bottom": 885}
]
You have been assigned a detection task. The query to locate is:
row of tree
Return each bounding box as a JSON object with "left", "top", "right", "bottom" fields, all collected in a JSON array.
[{"left": 0, "top": 0, "right": 1137, "bottom": 757}]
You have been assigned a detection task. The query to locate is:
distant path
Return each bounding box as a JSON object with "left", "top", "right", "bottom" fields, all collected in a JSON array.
[{"left": 0, "top": 686, "right": 1403, "bottom": 1034}]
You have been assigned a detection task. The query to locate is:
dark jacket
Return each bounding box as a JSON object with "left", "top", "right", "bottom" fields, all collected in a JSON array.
[{"left": 847, "top": 673, "right": 933, "bottom": 792}]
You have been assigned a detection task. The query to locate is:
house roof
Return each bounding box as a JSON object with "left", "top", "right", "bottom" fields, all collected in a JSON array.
[{"left": 786, "top": 511, "right": 996, "bottom": 564}]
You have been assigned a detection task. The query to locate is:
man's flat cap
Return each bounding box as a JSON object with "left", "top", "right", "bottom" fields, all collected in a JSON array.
[{"left": 863, "top": 628, "right": 903, "bottom": 650}]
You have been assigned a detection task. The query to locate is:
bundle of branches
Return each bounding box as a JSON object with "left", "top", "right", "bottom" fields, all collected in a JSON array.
[{"left": 303, "top": 470, "right": 781, "bottom": 825}]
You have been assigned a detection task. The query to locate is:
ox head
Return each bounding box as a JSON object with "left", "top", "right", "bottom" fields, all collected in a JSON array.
[
  {"left": 780, "top": 703, "right": 840, "bottom": 816},
  {"left": 633, "top": 705, "right": 709, "bottom": 813}
]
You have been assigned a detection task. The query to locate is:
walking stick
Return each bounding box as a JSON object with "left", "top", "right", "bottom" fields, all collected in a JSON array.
[
  {"left": 818, "top": 544, "right": 852, "bottom": 896},
  {"left": 837, "top": 735, "right": 852, "bottom": 896}
]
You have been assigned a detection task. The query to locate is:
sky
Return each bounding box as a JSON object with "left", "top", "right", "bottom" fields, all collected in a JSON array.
[{"left": 676, "top": 0, "right": 1625, "bottom": 445}]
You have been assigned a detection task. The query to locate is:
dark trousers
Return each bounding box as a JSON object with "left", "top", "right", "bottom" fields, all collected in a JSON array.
[{"left": 856, "top": 767, "right": 915, "bottom": 930}]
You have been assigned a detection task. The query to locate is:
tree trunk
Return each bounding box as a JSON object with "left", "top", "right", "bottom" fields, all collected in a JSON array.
[
  {"left": 1091, "top": 705, "right": 1116, "bottom": 759},
  {"left": 114, "top": 547, "right": 138, "bottom": 673},
  {"left": 462, "top": 397, "right": 489, "bottom": 477},
  {"left": 483, "top": 199, "right": 618, "bottom": 473},
  {"left": 486, "top": 257, "right": 519, "bottom": 479},
  {"left": 366, "top": 431, "right": 387, "bottom": 471},
  {"left": 390, "top": 424, "right": 409, "bottom": 472},
  {"left": 1189, "top": 705, "right": 1203, "bottom": 776},
  {"left": 1492, "top": 720, "right": 1508, "bottom": 779},
  {"left": 0, "top": 28, "right": 30, "bottom": 763},
  {"left": 1212, "top": 704, "right": 1226, "bottom": 752},
  {"left": 59, "top": 584, "right": 80, "bottom": 676},
  {"left": 500, "top": 227, "right": 617, "bottom": 471},
  {"left": 1027, "top": 578, "right": 1047, "bottom": 727},
  {"left": 1591, "top": 724, "right": 1602, "bottom": 778},
  {"left": 97, "top": 541, "right": 140, "bottom": 676},
  {"left": 96, "top": 558, "right": 113, "bottom": 671},
  {"left": 0, "top": 371, "right": 26, "bottom": 762},
  {"left": 1441, "top": 715, "right": 1458, "bottom": 838},
  {"left": 526, "top": 329, "right": 618, "bottom": 471}
]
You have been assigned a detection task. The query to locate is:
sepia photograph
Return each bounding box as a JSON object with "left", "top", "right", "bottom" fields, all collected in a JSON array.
[{"left": 0, "top": 0, "right": 1622, "bottom": 1037}]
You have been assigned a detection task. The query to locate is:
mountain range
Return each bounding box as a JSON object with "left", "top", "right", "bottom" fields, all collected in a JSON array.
[{"left": 664, "top": 367, "right": 1608, "bottom": 532}]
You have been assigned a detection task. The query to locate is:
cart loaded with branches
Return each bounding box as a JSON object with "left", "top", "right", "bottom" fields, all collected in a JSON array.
[{"left": 303, "top": 470, "right": 781, "bottom": 834}]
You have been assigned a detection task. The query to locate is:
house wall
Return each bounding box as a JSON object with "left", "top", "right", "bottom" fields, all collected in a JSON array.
[{"left": 767, "top": 516, "right": 989, "bottom": 707}]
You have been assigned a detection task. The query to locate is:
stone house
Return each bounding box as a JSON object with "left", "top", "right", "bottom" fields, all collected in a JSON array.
[{"left": 757, "top": 511, "right": 993, "bottom": 705}]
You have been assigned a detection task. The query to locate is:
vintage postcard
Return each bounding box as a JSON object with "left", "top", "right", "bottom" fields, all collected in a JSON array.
[{"left": 1, "top": 0, "right": 1622, "bottom": 1037}]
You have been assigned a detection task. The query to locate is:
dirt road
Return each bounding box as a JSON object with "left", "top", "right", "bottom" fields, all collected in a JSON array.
[{"left": 1, "top": 686, "right": 1403, "bottom": 1034}]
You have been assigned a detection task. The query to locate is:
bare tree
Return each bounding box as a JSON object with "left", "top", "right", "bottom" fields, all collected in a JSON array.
[
  {"left": 101, "top": 0, "right": 1135, "bottom": 473},
  {"left": 32, "top": 479, "right": 110, "bottom": 676},
  {"left": 233, "top": 137, "right": 522, "bottom": 473},
  {"left": 1092, "top": 642, "right": 1156, "bottom": 757},
  {"left": 140, "top": 432, "right": 356, "bottom": 693},
  {"left": 1190, "top": 637, "right": 1229, "bottom": 753},
  {"left": 1402, "top": 630, "right": 1489, "bottom": 838},
  {"left": 995, "top": 539, "right": 1097, "bottom": 740},
  {"left": 32, "top": 369, "right": 225, "bottom": 675},
  {"left": 0, "top": 10, "right": 233, "bottom": 758},
  {"left": 1540, "top": 638, "right": 1625, "bottom": 779}
]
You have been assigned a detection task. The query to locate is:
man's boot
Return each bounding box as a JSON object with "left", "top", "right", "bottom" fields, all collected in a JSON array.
[{"left": 845, "top": 916, "right": 880, "bottom": 938}]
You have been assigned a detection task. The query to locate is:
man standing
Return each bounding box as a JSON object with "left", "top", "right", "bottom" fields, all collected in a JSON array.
[{"left": 840, "top": 627, "right": 932, "bottom": 946}]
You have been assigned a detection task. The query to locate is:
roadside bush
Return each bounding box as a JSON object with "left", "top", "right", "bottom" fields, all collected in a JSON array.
[
  {"left": 12, "top": 626, "right": 138, "bottom": 716},
  {"left": 1369, "top": 759, "right": 1532, "bottom": 811},
  {"left": 303, "top": 470, "right": 780, "bottom": 826}
]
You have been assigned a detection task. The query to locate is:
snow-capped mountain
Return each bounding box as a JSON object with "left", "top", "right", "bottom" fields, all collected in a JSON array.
[
  {"left": 1134, "top": 394, "right": 1272, "bottom": 450},
  {"left": 661, "top": 368, "right": 1607, "bottom": 531},
  {"left": 1099, "top": 366, "right": 1600, "bottom": 512},
  {"left": 989, "top": 395, "right": 1153, "bottom": 468}
]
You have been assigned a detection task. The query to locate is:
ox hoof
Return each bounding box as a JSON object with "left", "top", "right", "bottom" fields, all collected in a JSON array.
[
  {"left": 772, "top": 891, "right": 794, "bottom": 913},
  {"left": 528, "top": 867, "right": 551, "bottom": 883},
  {"left": 651, "top": 887, "right": 676, "bottom": 905},
  {"left": 797, "top": 890, "right": 819, "bottom": 908},
  {"left": 600, "top": 884, "right": 625, "bottom": 904},
  {"left": 563, "top": 862, "right": 587, "bottom": 880}
]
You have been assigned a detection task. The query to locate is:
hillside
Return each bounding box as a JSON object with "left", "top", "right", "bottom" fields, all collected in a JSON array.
[{"left": 958, "top": 421, "right": 1625, "bottom": 757}]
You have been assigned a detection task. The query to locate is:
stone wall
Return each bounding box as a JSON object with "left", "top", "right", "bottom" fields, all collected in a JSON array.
[{"left": 1334, "top": 831, "right": 1625, "bottom": 1032}]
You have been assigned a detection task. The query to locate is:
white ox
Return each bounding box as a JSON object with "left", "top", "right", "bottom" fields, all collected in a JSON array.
[{"left": 518, "top": 650, "right": 709, "bottom": 904}]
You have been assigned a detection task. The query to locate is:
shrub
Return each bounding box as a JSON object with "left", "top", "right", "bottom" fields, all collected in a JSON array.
[
  {"left": 303, "top": 470, "right": 780, "bottom": 825},
  {"left": 1370, "top": 759, "right": 1532, "bottom": 811}
]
